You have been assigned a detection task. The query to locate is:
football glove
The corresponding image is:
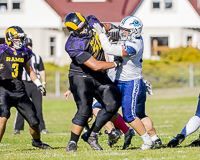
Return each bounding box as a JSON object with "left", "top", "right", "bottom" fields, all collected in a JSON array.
[
  {"left": 143, "top": 79, "right": 153, "bottom": 95},
  {"left": 93, "top": 23, "right": 106, "bottom": 35},
  {"left": 108, "top": 29, "right": 120, "bottom": 41},
  {"left": 114, "top": 56, "right": 123, "bottom": 67},
  {"left": 37, "top": 85, "right": 46, "bottom": 96}
]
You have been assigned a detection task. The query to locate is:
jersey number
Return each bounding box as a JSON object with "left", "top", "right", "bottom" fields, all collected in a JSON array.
[{"left": 12, "top": 63, "right": 19, "bottom": 78}]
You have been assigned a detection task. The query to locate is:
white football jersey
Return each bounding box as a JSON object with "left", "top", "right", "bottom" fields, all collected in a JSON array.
[{"left": 115, "top": 36, "right": 144, "bottom": 81}]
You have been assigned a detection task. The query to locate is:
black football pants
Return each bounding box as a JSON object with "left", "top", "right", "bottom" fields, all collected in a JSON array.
[{"left": 14, "top": 81, "right": 46, "bottom": 130}]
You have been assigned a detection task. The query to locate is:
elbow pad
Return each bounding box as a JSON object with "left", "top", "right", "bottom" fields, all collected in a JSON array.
[{"left": 99, "top": 34, "right": 123, "bottom": 57}]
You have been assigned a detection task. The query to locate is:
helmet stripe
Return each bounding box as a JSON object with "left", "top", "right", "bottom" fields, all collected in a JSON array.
[
  {"left": 65, "top": 22, "right": 79, "bottom": 30},
  {"left": 75, "top": 12, "right": 85, "bottom": 23},
  {"left": 121, "top": 16, "right": 133, "bottom": 25}
]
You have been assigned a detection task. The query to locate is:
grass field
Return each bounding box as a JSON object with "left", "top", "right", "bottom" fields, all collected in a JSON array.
[{"left": 1, "top": 93, "right": 200, "bottom": 159}]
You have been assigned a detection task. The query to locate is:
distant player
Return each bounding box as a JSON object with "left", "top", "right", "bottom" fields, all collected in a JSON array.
[
  {"left": 0, "top": 26, "right": 52, "bottom": 149},
  {"left": 168, "top": 95, "right": 200, "bottom": 147},
  {"left": 93, "top": 15, "right": 162, "bottom": 150}
]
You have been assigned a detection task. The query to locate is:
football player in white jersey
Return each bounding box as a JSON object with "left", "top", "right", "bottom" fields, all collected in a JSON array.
[{"left": 93, "top": 15, "right": 162, "bottom": 150}]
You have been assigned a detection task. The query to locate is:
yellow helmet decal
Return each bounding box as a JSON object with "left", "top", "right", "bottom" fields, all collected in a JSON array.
[
  {"left": 65, "top": 21, "right": 79, "bottom": 31},
  {"left": 5, "top": 28, "right": 18, "bottom": 45},
  {"left": 75, "top": 12, "right": 85, "bottom": 23}
]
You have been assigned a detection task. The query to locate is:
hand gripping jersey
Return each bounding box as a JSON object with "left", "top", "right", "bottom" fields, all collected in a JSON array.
[
  {"left": 115, "top": 36, "right": 144, "bottom": 81},
  {"left": 0, "top": 44, "right": 32, "bottom": 93},
  {"left": 65, "top": 15, "right": 106, "bottom": 79}
]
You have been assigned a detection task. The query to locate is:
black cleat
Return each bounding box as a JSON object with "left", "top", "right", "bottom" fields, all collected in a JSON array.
[
  {"left": 83, "top": 132, "right": 103, "bottom": 150},
  {"left": 107, "top": 129, "right": 120, "bottom": 147},
  {"left": 81, "top": 130, "right": 91, "bottom": 142},
  {"left": 115, "top": 127, "right": 124, "bottom": 136},
  {"left": 154, "top": 138, "right": 162, "bottom": 147},
  {"left": 40, "top": 129, "right": 51, "bottom": 134},
  {"left": 123, "top": 128, "right": 135, "bottom": 149},
  {"left": 13, "top": 130, "right": 20, "bottom": 135},
  {"left": 188, "top": 138, "right": 200, "bottom": 147},
  {"left": 66, "top": 141, "right": 77, "bottom": 152},
  {"left": 167, "top": 134, "right": 185, "bottom": 148},
  {"left": 32, "top": 139, "right": 52, "bottom": 149}
]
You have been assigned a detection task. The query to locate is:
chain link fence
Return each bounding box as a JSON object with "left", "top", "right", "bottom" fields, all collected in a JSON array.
[{"left": 45, "top": 62, "right": 200, "bottom": 97}]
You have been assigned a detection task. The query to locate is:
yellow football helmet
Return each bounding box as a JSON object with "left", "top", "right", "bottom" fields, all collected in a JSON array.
[{"left": 5, "top": 26, "right": 25, "bottom": 49}]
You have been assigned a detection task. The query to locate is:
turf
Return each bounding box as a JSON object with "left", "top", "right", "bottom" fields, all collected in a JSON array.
[{"left": 1, "top": 96, "right": 200, "bottom": 160}]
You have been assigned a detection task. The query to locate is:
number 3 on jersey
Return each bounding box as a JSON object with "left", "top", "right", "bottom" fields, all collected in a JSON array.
[{"left": 12, "top": 63, "right": 19, "bottom": 78}]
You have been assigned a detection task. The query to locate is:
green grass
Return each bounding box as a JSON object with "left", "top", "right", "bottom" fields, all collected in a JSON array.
[{"left": 1, "top": 96, "right": 200, "bottom": 159}]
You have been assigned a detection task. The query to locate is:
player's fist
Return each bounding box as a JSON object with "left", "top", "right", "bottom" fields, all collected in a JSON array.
[
  {"left": 114, "top": 56, "right": 123, "bottom": 67},
  {"left": 37, "top": 85, "right": 46, "bottom": 96}
]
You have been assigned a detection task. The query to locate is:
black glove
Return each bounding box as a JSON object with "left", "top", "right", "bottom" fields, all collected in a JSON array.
[
  {"left": 108, "top": 29, "right": 120, "bottom": 41},
  {"left": 114, "top": 56, "right": 123, "bottom": 67},
  {"left": 37, "top": 85, "right": 46, "bottom": 96}
]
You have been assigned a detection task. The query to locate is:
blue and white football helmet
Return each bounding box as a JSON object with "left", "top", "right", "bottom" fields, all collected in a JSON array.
[{"left": 119, "top": 16, "right": 143, "bottom": 40}]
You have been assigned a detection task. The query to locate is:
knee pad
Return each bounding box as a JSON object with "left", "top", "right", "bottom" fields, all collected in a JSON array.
[
  {"left": 95, "top": 109, "right": 113, "bottom": 129},
  {"left": 106, "top": 101, "right": 120, "bottom": 113},
  {"left": 72, "top": 113, "right": 89, "bottom": 126},
  {"left": 28, "top": 116, "right": 40, "bottom": 127}
]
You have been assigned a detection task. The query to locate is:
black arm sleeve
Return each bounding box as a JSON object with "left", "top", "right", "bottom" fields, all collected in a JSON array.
[{"left": 38, "top": 56, "right": 44, "bottom": 71}]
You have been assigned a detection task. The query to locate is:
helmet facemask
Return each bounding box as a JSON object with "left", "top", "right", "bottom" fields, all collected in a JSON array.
[
  {"left": 74, "top": 21, "right": 90, "bottom": 37},
  {"left": 11, "top": 35, "right": 25, "bottom": 50}
]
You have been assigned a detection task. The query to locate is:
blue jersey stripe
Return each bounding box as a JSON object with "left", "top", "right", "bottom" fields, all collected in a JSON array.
[{"left": 125, "top": 46, "right": 137, "bottom": 56}]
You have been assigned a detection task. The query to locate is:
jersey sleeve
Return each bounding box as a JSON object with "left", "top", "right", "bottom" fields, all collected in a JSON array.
[
  {"left": 87, "top": 15, "right": 101, "bottom": 28},
  {"left": 24, "top": 47, "right": 33, "bottom": 63},
  {"left": 124, "top": 41, "right": 138, "bottom": 56},
  {"left": 65, "top": 36, "right": 92, "bottom": 64},
  {"left": 38, "top": 56, "right": 45, "bottom": 71}
]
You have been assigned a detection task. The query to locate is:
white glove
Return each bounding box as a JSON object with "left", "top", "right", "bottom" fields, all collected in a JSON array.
[
  {"left": 144, "top": 79, "right": 153, "bottom": 95},
  {"left": 93, "top": 23, "right": 106, "bottom": 35}
]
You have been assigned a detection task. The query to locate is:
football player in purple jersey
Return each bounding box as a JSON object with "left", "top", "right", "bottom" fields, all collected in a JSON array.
[
  {"left": 0, "top": 26, "right": 51, "bottom": 149},
  {"left": 64, "top": 12, "right": 124, "bottom": 152}
]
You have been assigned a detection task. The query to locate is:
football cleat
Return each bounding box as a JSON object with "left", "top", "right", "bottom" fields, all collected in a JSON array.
[
  {"left": 167, "top": 134, "right": 185, "bottom": 148},
  {"left": 66, "top": 141, "right": 77, "bottom": 152},
  {"left": 107, "top": 129, "right": 120, "bottom": 147},
  {"left": 138, "top": 139, "right": 154, "bottom": 150},
  {"left": 13, "top": 130, "right": 20, "bottom": 135},
  {"left": 188, "top": 138, "right": 200, "bottom": 147},
  {"left": 153, "top": 138, "right": 162, "bottom": 147},
  {"left": 123, "top": 128, "right": 135, "bottom": 149},
  {"left": 82, "top": 132, "right": 103, "bottom": 150},
  {"left": 81, "top": 130, "right": 91, "bottom": 142},
  {"left": 32, "top": 139, "right": 52, "bottom": 150},
  {"left": 40, "top": 129, "right": 51, "bottom": 134}
]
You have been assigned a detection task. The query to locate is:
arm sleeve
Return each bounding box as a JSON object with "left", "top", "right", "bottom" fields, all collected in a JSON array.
[
  {"left": 38, "top": 56, "right": 44, "bottom": 71},
  {"left": 99, "top": 34, "right": 123, "bottom": 57},
  {"left": 75, "top": 51, "right": 92, "bottom": 64}
]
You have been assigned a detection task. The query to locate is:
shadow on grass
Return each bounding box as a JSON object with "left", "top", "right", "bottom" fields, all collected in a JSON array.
[{"left": 18, "top": 146, "right": 66, "bottom": 151}]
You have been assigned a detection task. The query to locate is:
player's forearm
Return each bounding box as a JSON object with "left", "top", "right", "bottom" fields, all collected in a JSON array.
[
  {"left": 84, "top": 56, "right": 116, "bottom": 71},
  {"left": 29, "top": 70, "right": 39, "bottom": 82},
  {"left": 99, "top": 34, "right": 123, "bottom": 56},
  {"left": 95, "top": 61, "right": 116, "bottom": 71},
  {"left": 39, "top": 70, "right": 46, "bottom": 83}
]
